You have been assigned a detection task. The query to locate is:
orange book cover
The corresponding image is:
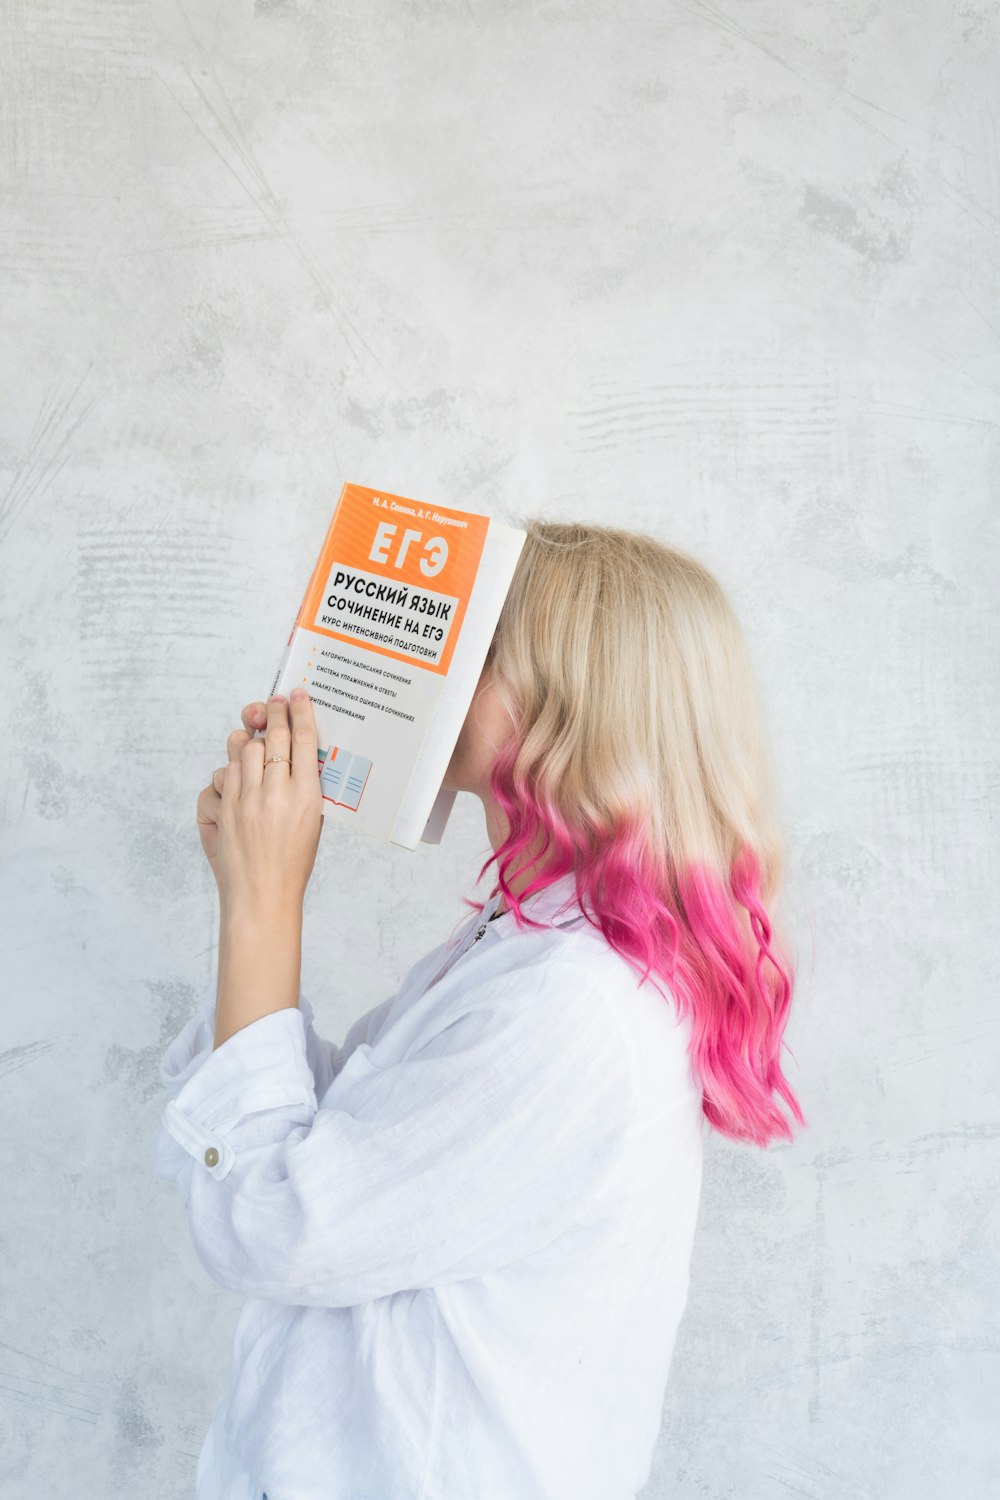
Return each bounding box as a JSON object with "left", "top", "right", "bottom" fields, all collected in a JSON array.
[{"left": 262, "top": 482, "right": 526, "bottom": 849}]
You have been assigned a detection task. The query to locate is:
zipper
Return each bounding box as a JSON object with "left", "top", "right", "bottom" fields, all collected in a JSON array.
[{"left": 422, "top": 916, "right": 492, "bottom": 996}]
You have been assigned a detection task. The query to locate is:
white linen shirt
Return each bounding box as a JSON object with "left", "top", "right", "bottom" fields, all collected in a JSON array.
[{"left": 148, "top": 871, "right": 705, "bottom": 1500}]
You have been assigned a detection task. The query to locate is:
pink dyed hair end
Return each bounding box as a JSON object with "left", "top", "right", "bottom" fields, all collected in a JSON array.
[{"left": 461, "top": 741, "right": 806, "bottom": 1149}]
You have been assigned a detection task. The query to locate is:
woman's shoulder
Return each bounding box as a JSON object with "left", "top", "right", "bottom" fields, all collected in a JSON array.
[
  {"left": 478, "top": 924, "right": 703, "bottom": 1166},
  {"left": 465, "top": 922, "right": 687, "bottom": 1062},
  {"left": 548, "top": 923, "right": 701, "bottom": 1111}
]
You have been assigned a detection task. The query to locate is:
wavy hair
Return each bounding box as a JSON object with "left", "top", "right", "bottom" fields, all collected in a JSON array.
[{"left": 460, "top": 518, "right": 806, "bottom": 1148}]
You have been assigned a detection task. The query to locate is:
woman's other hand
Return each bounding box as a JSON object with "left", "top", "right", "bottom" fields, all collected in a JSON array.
[{"left": 196, "top": 699, "right": 266, "bottom": 891}]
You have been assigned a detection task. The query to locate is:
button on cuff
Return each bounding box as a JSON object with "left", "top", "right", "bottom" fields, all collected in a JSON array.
[{"left": 161, "top": 1098, "right": 235, "bottom": 1179}]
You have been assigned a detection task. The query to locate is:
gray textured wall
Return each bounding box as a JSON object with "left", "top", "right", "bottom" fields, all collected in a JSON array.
[{"left": 2, "top": 2, "right": 996, "bottom": 1496}]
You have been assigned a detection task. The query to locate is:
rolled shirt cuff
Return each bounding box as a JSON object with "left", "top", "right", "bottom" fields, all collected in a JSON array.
[{"left": 149, "top": 1002, "right": 317, "bottom": 1184}]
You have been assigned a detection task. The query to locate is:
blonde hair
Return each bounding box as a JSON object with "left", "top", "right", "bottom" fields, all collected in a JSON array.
[{"left": 470, "top": 518, "right": 805, "bottom": 1147}]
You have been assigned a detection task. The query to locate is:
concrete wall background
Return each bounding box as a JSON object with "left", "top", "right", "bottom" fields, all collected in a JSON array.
[{"left": 2, "top": 2, "right": 996, "bottom": 1496}]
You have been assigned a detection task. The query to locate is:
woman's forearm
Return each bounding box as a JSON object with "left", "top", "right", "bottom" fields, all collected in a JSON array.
[{"left": 214, "top": 899, "right": 303, "bottom": 1051}]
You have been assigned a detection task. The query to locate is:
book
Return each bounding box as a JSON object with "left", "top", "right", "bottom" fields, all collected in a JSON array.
[{"left": 261, "top": 482, "right": 526, "bottom": 849}]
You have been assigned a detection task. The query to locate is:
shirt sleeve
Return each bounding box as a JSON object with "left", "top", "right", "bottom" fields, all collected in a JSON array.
[
  {"left": 148, "top": 988, "right": 395, "bottom": 1189},
  {"left": 149, "top": 958, "right": 635, "bottom": 1307}
]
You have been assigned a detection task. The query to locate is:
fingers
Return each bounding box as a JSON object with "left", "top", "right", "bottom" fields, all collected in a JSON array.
[
  {"left": 227, "top": 702, "right": 267, "bottom": 799},
  {"left": 216, "top": 693, "right": 315, "bottom": 803},
  {"left": 223, "top": 722, "right": 251, "bottom": 800},
  {"left": 254, "top": 695, "right": 290, "bottom": 785},
  {"left": 202, "top": 700, "right": 271, "bottom": 817},
  {"left": 253, "top": 691, "right": 318, "bottom": 789},
  {"left": 196, "top": 782, "right": 220, "bottom": 826},
  {"left": 242, "top": 701, "right": 267, "bottom": 736},
  {"left": 288, "top": 688, "right": 318, "bottom": 786}
]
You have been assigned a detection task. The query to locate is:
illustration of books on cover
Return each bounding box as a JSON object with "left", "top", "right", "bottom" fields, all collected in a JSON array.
[
  {"left": 317, "top": 746, "right": 372, "bottom": 812},
  {"left": 260, "top": 481, "right": 526, "bottom": 850}
]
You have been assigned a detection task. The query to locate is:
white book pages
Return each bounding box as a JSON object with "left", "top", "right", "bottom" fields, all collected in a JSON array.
[{"left": 390, "top": 518, "right": 527, "bottom": 850}]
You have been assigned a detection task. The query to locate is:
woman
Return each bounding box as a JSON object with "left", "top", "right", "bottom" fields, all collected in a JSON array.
[{"left": 150, "top": 519, "right": 805, "bottom": 1500}]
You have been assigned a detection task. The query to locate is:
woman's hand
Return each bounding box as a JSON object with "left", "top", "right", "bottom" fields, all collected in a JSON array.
[
  {"left": 197, "top": 699, "right": 266, "bottom": 890},
  {"left": 196, "top": 690, "right": 323, "bottom": 911}
]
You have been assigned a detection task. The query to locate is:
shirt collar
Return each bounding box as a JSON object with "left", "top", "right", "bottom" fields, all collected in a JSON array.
[{"left": 480, "top": 870, "right": 587, "bottom": 936}]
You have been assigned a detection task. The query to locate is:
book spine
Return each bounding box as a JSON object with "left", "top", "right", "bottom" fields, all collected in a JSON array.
[
  {"left": 267, "top": 485, "right": 347, "bottom": 702},
  {"left": 267, "top": 618, "right": 299, "bottom": 699}
]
